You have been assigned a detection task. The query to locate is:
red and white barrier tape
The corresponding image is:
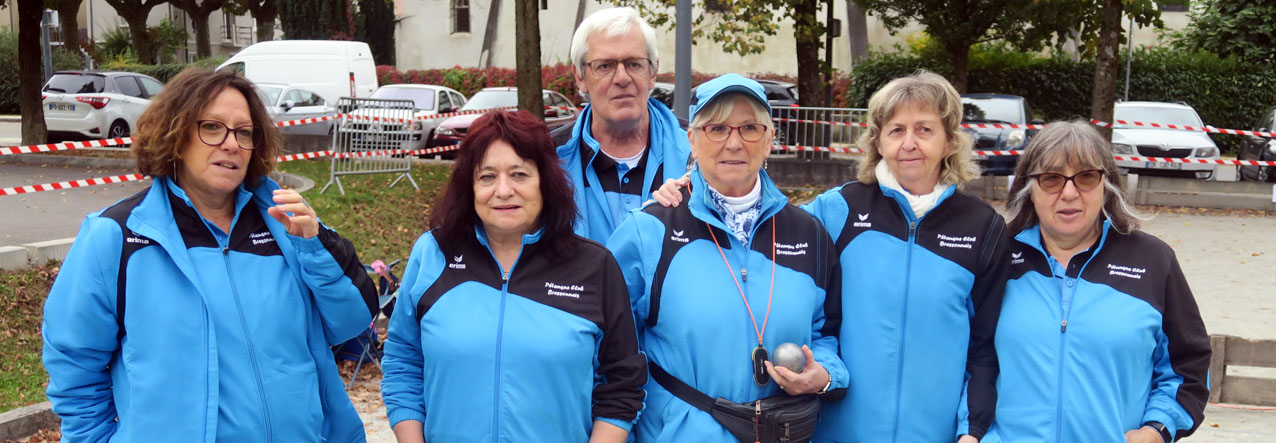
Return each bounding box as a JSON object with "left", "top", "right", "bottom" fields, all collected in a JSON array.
[
  {"left": 0, "top": 173, "right": 147, "bottom": 196},
  {"left": 0, "top": 137, "right": 131, "bottom": 155},
  {"left": 774, "top": 117, "right": 1048, "bottom": 130},
  {"left": 276, "top": 115, "right": 337, "bottom": 127},
  {"left": 0, "top": 145, "right": 462, "bottom": 196}
]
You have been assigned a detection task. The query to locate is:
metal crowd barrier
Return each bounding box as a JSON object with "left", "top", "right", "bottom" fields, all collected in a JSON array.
[
  {"left": 770, "top": 106, "right": 868, "bottom": 157},
  {"left": 322, "top": 97, "right": 420, "bottom": 195}
]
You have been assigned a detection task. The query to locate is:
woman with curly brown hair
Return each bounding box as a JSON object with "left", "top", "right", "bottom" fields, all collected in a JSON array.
[{"left": 42, "top": 68, "right": 378, "bottom": 442}]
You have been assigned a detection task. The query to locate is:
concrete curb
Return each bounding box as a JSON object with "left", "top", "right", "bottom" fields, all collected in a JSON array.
[
  {"left": 0, "top": 115, "right": 20, "bottom": 123},
  {"left": 0, "top": 402, "right": 58, "bottom": 440}
]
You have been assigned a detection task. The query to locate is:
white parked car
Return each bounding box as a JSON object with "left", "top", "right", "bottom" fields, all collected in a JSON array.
[
  {"left": 345, "top": 84, "right": 467, "bottom": 150},
  {"left": 255, "top": 83, "right": 338, "bottom": 136},
  {"left": 41, "top": 71, "right": 164, "bottom": 141},
  {"left": 1112, "top": 101, "right": 1220, "bottom": 180}
]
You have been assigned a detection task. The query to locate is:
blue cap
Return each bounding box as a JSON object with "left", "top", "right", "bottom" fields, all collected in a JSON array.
[{"left": 689, "top": 73, "right": 771, "bottom": 122}]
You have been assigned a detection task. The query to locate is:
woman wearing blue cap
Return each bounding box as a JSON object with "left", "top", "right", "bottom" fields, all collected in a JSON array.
[{"left": 607, "top": 73, "right": 848, "bottom": 442}]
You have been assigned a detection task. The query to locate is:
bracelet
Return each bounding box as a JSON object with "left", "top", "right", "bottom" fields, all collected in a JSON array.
[{"left": 816, "top": 375, "right": 832, "bottom": 395}]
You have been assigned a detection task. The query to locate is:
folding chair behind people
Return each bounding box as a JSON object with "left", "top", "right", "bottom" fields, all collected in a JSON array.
[{"left": 341, "top": 259, "right": 401, "bottom": 387}]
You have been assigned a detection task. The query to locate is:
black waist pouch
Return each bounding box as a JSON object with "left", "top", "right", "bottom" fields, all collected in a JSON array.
[{"left": 650, "top": 362, "right": 821, "bottom": 443}]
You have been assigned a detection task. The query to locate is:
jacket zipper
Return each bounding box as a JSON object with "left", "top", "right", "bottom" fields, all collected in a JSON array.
[
  {"left": 487, "top": 246, "right": 523, "bottom": 443},
  {"left": 223, "top": 246, "right": 274, "bottom": 442},
  {"left": 1054, "top": 260, "right": 1073, "bottom": 443},
  {"left": 890, "top": 220, "right": 918, "bottom": 442}
]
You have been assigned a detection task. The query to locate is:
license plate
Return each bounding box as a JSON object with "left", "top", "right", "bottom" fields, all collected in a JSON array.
[
  {"left": 1144, "top": 161, "right": 1183, "bottom": 170},
  {"left": 48, "top": 103, "right": 74, "bottom": 111}
]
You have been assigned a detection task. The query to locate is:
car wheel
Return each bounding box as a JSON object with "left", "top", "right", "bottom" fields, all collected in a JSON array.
[{"left": 108, "top": 120, "right": 130, "bottom": 139}]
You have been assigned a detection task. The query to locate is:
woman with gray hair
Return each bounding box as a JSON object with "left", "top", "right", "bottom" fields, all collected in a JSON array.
[
  {"left": 983, "top": 121, "right": 1210, "bottom": 443},
  {"left": 654, "top": 71, "right": 1009, "bottom": 442}
]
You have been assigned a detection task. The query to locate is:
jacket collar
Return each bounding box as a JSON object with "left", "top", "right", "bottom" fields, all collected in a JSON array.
[
  {"left": 1015, "top": 217, "right": 1113, "bottom": 274},
  {"left": 876, "top": 180, "right": 957, "bottom": 222},
  {"left": 687, "top": 167, "right": 787, "bottom": 236}
]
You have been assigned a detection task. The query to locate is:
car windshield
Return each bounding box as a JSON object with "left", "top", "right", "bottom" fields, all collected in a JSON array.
[
  {"left": 961, "top": 98, "right": 1024, "bottom": 123},
  {"left": 257, "top": 86, "right": 283, "bottom": 105},
  {"left": 1114, "top": 106, "right": 1203, "bottom": 127},
  {"left": 43, "top": 73, "right": 105, "bottom": 94},
  {"left": 462, "top": 90, "right": 517, "bottom": 111},
  {"left": 371, "top": 87, "right": 435, "bottom": 111}
]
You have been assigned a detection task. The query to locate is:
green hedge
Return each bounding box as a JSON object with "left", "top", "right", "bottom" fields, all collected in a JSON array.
[
  {"left": 848, "top": 46, "right": 1276, "bottom": 156},
  {"left": 0, "top": 31, "right": 86, "bottom": 114}
]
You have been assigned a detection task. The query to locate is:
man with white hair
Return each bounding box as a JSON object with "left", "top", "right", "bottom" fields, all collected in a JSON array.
[{"left": 554, "top": 6, "right": 691, "bottom": 244}]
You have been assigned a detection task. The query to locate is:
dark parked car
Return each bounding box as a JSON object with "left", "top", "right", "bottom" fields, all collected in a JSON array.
[
  {"left": 755, "top": 79, "right": 799, "bottom": 107},
  {"left": 1240, "top": 105, "right": 1276, "bottom": 182},
  {"left": 960, "top": 93, "right": 1040, "bottom": 176},
  {"left": 433, "top": 87, "right": 578, "bottom": 154}
]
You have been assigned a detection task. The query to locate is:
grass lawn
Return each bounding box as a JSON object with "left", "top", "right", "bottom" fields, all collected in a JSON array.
[
  {"left": 278, "top": 159, "right": 454, "bottom": 265},
  {"left": 0, "top": 265, "right": 58, "bottom": 410}
]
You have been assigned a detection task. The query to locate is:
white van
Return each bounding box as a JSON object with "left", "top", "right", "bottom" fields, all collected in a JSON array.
[{"left": 218, "top": 40, "right": 378, "bottom": 106}]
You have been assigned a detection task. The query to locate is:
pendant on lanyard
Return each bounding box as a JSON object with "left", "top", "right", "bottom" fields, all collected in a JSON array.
[{"left": 707, "top": 219, "right": 777, "bottom": 387}]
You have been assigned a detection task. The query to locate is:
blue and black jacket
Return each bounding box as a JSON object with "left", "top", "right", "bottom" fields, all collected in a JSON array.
[
  {"left": 380, "top": 227, "right": 646, "bottom": 441},
  {"left": 983, "top": 221, "right": 1210, "bottom": 442},
  {"left": 606, "top": 169, "right": 849, "bottom": 441},
  {"left": 42, "top": 176, "right": 377, "bottom": 442},
  {"left": 805, "top": 181, "right": 1009, "bottom": 442},
  {"left": 556, "top": 98, "right": 692, "bottom": 243}
]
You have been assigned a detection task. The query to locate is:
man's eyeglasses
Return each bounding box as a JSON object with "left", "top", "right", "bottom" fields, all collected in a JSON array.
[
  {"left": 698, "top": 123, "right": 769, "bottom": 143},
  {"left": 1028, "top": 169, "right": 1105, "bottom": 194},
  {"left": 583, "top": 58, "right": 653, "bottom": 78},
  {"left": 197, "top": 120, "right": 259, "bottom": 150}
]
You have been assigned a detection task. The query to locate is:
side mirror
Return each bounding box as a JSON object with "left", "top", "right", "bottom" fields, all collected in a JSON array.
[
  {"left": 1031, "top": 119, "right": 1045, "bottom": 125},
  {"left": 283, "top": 100, "right": 295, "bottom": 112},
  {"left": 545, "top": 109, "right": 559, "bottom": 118},
  {"left": 440, "top": 105, "right": 456, "bottom": 114}
]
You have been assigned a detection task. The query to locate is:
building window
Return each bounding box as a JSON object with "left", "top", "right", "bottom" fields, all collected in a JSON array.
[
  {"left": 452, "top": 0, "right": 470, "bottom": 34},
  {"left": 224, "top": 12, "right": 235, "bottom": 41}
]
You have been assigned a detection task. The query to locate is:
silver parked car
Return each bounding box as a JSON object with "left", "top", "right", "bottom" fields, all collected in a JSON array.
[
  {"left": 254, "top": 83, "right": 338, "bottom": 136},
  {"left": 1111, "top": 101, "right": 1219, "bottom": 180}
]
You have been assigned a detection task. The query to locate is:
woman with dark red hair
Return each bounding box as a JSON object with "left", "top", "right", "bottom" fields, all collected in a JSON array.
[{"left": 380, "top": 110, "right": 647, "bottom": 443}]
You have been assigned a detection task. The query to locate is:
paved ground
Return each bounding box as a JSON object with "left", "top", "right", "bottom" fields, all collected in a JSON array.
[{"left": 0, "top": 162, "right": 150, "bottom": 246}]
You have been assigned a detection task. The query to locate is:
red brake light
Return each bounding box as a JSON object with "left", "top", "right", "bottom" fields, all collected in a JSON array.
[
  {"left": 42, "top": 95, "right": 46, "bottom": 101},
  {"left": 76, "top": 96, "right": 110, "bottom": 109}
]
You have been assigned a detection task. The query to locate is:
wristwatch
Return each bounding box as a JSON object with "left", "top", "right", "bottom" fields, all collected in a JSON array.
[
  {"left": 816, "top": 377, "right": 832, "bottom": 395},
  {"left": 1142, "top": 421, "right": 1172, "bottom": 443}
]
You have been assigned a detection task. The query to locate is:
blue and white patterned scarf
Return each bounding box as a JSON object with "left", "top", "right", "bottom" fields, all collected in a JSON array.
[{"left": 707, "top": 178, "right": 763, "bottom": 247}]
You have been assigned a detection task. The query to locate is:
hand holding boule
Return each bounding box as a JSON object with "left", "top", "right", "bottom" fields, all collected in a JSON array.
[{"left": 772, "top": 342, "right": 804, "bottom": 373}]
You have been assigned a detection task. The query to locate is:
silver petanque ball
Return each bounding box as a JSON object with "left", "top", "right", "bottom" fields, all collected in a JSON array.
[{"left": 772, "top": 342, "right": 804, "bottom": 373}]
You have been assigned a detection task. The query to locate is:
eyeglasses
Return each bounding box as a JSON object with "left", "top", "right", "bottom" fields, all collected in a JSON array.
[
  {"left": 1029, "top": 169, "right": 1105, "bottom": 194},
  {"left": 698, "top": 123, "right": 769, "bottom": 143},
  {"left": 197, "top": 120, "right": 259, "bottom": 150},
  {"left": 583, "top": 58, "right": 653, "bottom": 78}
]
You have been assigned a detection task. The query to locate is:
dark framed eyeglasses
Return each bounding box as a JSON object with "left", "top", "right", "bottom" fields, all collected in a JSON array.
[
  {"left": 698, "top": 123, "right": 769, "bottom": 143},
  {"left": 1029, "top": 169, "right": 1105, "bottom": 194},
  {"left": 583, "top": 58, "right": 653, "bottom": 78},
  {"left": 197, "top": 120, "right": 259, "bottom": 150}
]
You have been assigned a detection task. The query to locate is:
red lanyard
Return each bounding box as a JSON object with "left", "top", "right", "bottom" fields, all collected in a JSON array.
[{"left": 706, "top": 219, "right": 777, "bottom": 347}]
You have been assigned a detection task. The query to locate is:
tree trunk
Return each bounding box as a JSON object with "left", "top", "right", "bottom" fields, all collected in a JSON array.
[
  {"left": 18, "top": 0, "right": 47, "bottom": 144},
  {"left": 191, "top": 9, "right": 213, "bottom": 58},
  {"left": 514, "top": 0, "right": 543, "bottom": 121},
  {"left": 479, "top": 0, "right": 502, "bottom": 68},
  {"left": 1091, "top": 0, "right": 1123, "bottom": 139},
  {"left": 948, "top": 42, "right": 969, "bottom": 94},
  {"left": 251, "top": 0, "right": 278, "bottom": 42},
  {"left": 55, "top": 0, "right": 83, "bottom": 55},
  {"left": 845, "top": 0, "right": 868, "bottom": 62},
  {"left": 793, "top": 0, "right": 821, "bottom": 107},
  {"left": 574, "top": 0, "right": 586, "bottom": 30},
  {"left": 121, "top": 9, "right": 157, "bottom": 64}
]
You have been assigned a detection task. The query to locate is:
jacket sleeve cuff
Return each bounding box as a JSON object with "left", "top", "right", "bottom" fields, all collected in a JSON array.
[
  {"left": 288, "top": 233, "right": 326, "bottom": 253},
  {"left": 1142, "top": 410, "right": 1179, "bottom": 439},
  {"left": 388, "top": 409, "right": 427, "bottom": 429},
  {"left": 595, "top": 416, "right": 634, "bottom": 433}
]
